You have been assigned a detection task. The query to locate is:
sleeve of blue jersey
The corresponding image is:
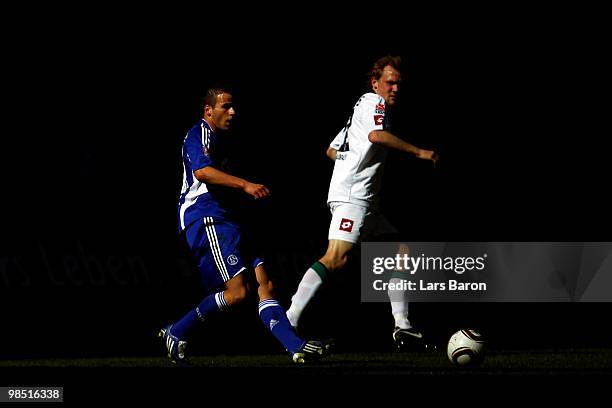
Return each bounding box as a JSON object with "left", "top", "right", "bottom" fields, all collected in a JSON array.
[{"left": 185, "top": 137, "right": 212, "bottom": 171}]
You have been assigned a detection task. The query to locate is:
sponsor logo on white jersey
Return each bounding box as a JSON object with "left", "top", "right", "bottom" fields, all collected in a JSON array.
[{"left": 339, "top": 218, "right": 354, "bottom": 232}]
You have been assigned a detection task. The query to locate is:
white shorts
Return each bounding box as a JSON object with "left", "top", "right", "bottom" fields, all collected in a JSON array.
[{"left": 327, "top": 202, "right": 397, "bottom": 243}]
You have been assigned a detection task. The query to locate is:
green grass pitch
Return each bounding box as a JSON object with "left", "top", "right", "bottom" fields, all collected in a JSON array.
[{"left": 2, "top": 349, "right": 611, "bottom": 374}]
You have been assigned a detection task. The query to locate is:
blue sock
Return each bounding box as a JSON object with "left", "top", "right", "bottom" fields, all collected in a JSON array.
[
  {"left": 172, "top": 292, "right": 230, "bottom": 338},
  {"left": 258, "top": 299, "right": 305, "bottom": 354}
]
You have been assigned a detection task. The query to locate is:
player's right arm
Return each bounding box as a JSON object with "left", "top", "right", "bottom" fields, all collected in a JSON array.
[
  {"left": 358, "top": 94, "right": 437, "bottom": 166},
  {"left": 368, "top": 130, "right": 437, "bottom": 163},
  {"left": 194, "top": 167, "right": 270, "bottom": 199},
  {"left": 184, "top": 132, "right": 270, "bottom": 199}
]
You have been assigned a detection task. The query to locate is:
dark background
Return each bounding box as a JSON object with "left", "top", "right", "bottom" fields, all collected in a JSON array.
[{"left": 2, "top": 8, "right": 611, "bottom": 362}]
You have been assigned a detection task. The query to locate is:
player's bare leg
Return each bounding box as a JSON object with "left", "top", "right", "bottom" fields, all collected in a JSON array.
[
  {"left": 319, "top": 239, "right": 354, "bottom": 272},
  {"left": 286, "top": 239, "right": 354, "bottom": 328},
  {"left": 223, "top": 273, "right": 249, "bottom": 306},
  {"left": 254, "top": 263, "right": 275, "bottom": 301},
  {"left": 159, "top": 273, "right": 249, "bottom": 364},
  {"left": 254, "top": 264, "right": 324, "bottom": 362}
]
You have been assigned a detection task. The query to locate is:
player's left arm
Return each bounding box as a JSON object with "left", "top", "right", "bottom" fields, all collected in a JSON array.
[
  {"left": 327, "top": 126, "right": 346, "bottom": 161},
  {"left": 368, "top": 130, "right": 438, "bottom": 165},
  {"left": 326, "top": 147, "right": 337, "bottom": 161}
]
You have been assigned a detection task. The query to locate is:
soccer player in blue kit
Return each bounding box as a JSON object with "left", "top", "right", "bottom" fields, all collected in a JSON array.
[{"left": 160, "top": 87, "right": 325, "bottom": 364}]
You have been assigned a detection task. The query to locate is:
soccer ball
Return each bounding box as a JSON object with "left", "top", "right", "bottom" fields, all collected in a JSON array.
[{"left": 447, "top": 329, "right": 485, "bottom": 366}]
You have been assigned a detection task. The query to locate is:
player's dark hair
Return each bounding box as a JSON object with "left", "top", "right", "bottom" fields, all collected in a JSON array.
[
  {"left": 203, "top": 87, "right": 230, "bottom": 109},
  {"left": 368, "top": 55, "right": 401, "bottom": 87}
]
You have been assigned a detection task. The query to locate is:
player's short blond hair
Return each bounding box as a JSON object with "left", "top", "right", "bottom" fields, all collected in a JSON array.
[{"left": 368, "top": 55, "right": 401, "bottom": 87}]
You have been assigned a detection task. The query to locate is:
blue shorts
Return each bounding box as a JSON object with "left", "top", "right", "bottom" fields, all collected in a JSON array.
[{"left": 185, "top": 216, "right": 262, "bottom": 290}]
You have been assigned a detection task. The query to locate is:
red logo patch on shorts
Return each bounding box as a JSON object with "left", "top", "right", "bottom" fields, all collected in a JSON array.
[{"left": 339, "top": 218, "right": 354, "bottom": 232}]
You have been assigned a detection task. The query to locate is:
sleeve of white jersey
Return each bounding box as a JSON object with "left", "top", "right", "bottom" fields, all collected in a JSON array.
[
  {"left": 329, "top": 127, "right": 346, "bottom": 149},
  {"left": 356, "top": 94, "right": 386, "bottom": 137}
]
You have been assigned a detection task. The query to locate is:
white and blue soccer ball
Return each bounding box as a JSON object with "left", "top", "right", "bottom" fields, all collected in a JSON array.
[{"left": 447, "top": 329, "right": 485, "bottom": 366}]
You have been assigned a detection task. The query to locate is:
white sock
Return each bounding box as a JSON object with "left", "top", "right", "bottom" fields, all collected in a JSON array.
[
  {"left": 388, "top": 277, "right": 411, "bottom": 329},
  {"left": 286, "top": 268, "right": 324, "bottom": 327}
]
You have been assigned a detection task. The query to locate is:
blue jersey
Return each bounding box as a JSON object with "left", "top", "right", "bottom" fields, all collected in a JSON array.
[{"left": 178, "top": 119, "right": 227, "bottom": 232}]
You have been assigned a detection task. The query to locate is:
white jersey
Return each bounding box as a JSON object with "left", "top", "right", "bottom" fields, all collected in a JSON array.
[{"left": 327, "top": 92, "right": 389, "bottom": 209}]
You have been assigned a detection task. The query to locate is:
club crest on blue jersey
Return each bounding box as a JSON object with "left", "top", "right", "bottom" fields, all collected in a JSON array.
[{"left": 227, "top": 254, "right": 239, "bottom": 265}]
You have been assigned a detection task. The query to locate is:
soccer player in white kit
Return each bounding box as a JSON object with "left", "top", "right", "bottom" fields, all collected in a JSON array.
[{"left": 286, "top": 55, "right": 438, "bottom": 350}]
